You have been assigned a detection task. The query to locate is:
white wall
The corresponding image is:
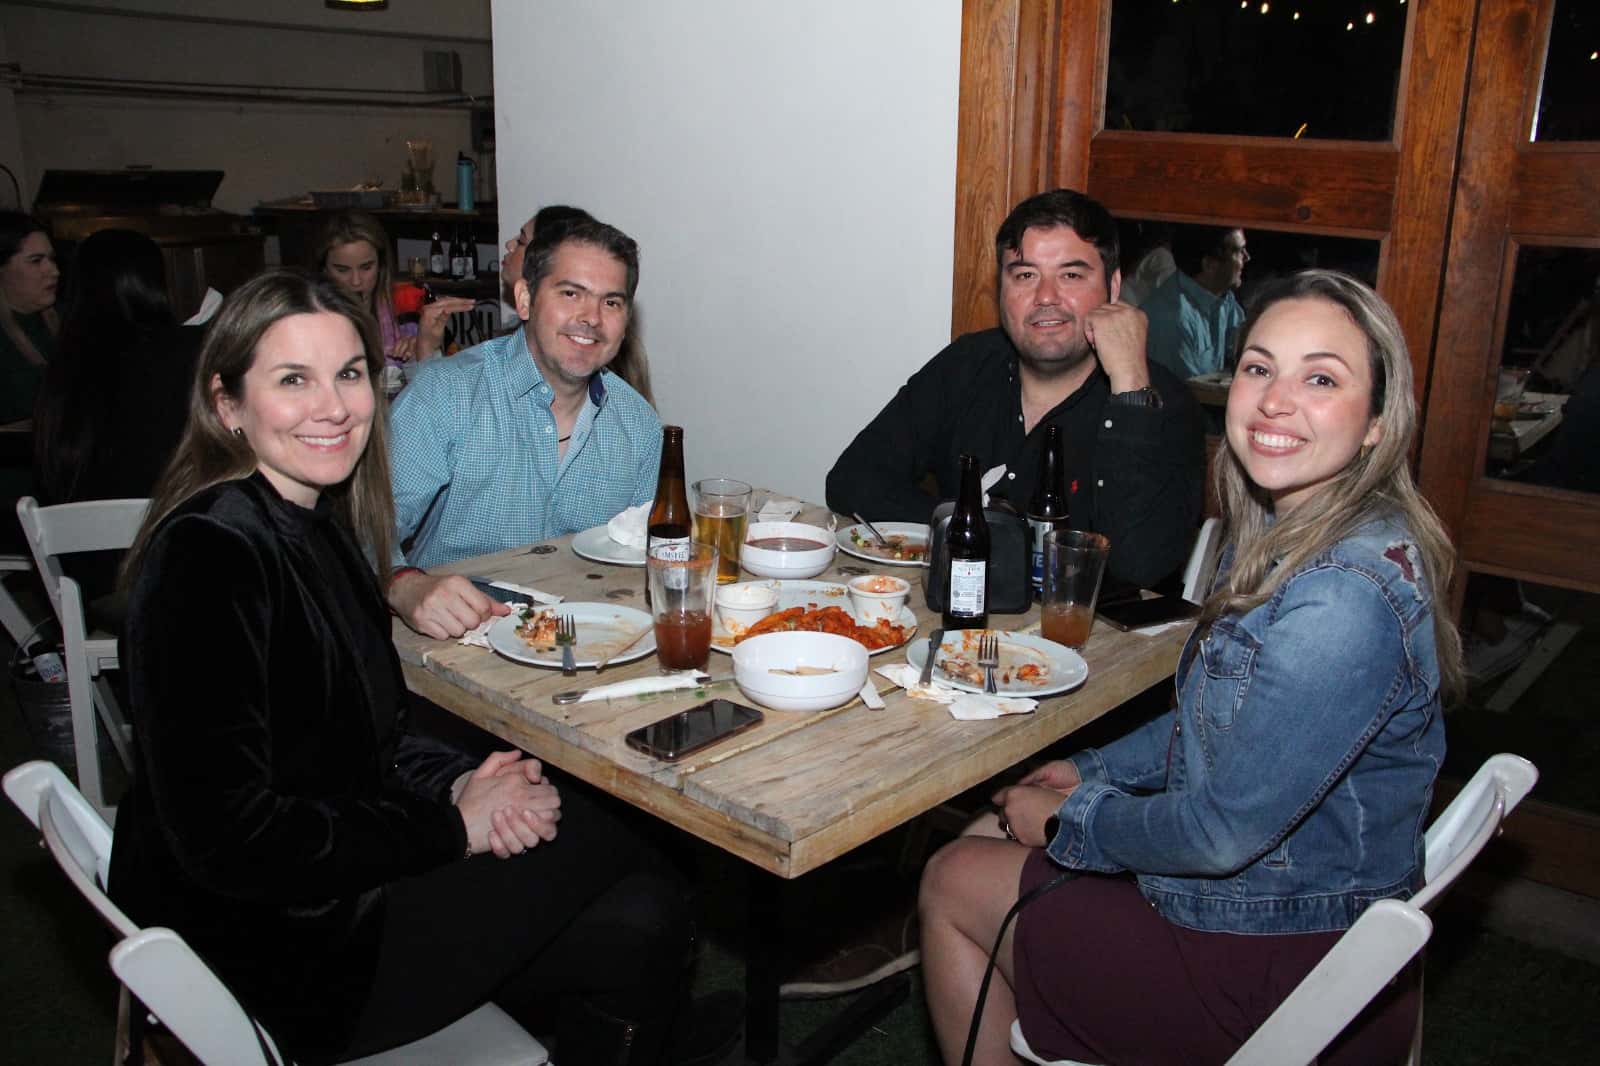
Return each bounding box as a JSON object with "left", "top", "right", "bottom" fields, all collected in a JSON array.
[
  {"left": 491, "top": 0, "right": 961, "bottom": 505},
  {"left": 2, "top": 0, "right": 492, "bottom": 214}
]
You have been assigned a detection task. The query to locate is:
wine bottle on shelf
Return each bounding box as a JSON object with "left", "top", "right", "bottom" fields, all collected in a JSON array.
[
  {"left": 462, "top": 223, "right": 478, "bottom": 279},
  {"left": 428, "top": 231, "right": 447, "bottom": 277},
  {"left": 1026, "top": 424, "right": 1070, "bottom": 597},
  {"left": 449, "top": 226, "right": 467, "bottom": 280},
  {"left": 645, "top": 425, "right": 692, "bottom": 608},
  {"left": 943, "top": 453, "right": 991, "bottom": 631}
]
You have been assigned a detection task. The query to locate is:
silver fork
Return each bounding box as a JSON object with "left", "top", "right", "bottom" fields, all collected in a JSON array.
[
  {"left": 978, "top": 632, "right": 1000, "bottom": 695},
  {"left": 556, "top": 615, "right": 577, "bottom": 677}
]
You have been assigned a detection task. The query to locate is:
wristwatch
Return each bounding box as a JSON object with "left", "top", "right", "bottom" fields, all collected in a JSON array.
[{"left": 1108, "top": 386, "right": 1163, "bottom": 409}]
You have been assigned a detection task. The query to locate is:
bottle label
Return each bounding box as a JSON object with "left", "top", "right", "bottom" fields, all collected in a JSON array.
[
  {"left": 649, "top": 535, "right": 693, "bottom": 591},
  {"left": 32, "top": 651, "right": 66, "bottom": 684},
  {"left": 429, "top": 252, "right": 447, "bottom": 274},
  {"left": 949, "top": 559, "right": 986, "bottom": 617},
  {"left": 1027, "top": 516, "right": 1053, "bottom": 591}
]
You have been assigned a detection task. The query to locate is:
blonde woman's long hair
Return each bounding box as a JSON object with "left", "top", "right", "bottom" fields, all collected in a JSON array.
[
  {"left": 1203, "top": 270, "right": 1465, "bottom": 700},
  {"left": 314, "top": 211, "right": 395, "bottom": 326},
  {"left": 123, "top": 270, "right": 395, "bottom": 586}
]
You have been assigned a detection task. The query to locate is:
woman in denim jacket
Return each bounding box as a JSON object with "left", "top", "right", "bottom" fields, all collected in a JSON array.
[{"left": 921, "top": 270, "right": 1465, "bottom": 1066}]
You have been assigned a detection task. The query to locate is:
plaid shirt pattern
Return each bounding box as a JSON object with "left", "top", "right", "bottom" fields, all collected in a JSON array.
[{"left": 389, "top": 328, "right": 662, "bottom": 568}]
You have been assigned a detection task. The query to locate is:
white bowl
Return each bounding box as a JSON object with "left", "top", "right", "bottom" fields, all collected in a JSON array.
[
  {"left": 741, "top": 521, "right": 837, "bottom": 579},
  {"left": 846, "top": 573, "right": 911, "bottom": 622},
  {"left": 715, "top": 581, "right": 780, "bottom": 632},
  {"left": 733, "top": 631, "right": 869, "bottom": 712}
]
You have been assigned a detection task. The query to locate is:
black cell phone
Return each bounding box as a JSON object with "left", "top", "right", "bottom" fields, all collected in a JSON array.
[
  {"left": 625, "top": 699, "right": 764, "bottom": 761},
  {"left": 469, "top": 578, "right": 526, "bottom": 605},
  {"left": 1096, "top": 594, "right": 1200, "bottom": 631}
]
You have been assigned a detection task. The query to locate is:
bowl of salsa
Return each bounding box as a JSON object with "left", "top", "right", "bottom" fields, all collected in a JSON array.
[{"left": 741, "top": 522, "right": 837, "bottom": 579}]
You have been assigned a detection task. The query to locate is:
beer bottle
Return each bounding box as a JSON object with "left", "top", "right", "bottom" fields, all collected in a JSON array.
[
  {"left": 1027, "top": 424, "right": 1070, "bottom": 596},
  {"left": 646, "top": 426, "right": 691, "bottom": 607},
  {"left": 943, "top": 453, "right": 990, "bottom": 631},
  {"left": 428, "top": 231, "right": 447, "bottom": 277},
  {"left": 462, "top": 223, "right": 477, "bottom": 279}
]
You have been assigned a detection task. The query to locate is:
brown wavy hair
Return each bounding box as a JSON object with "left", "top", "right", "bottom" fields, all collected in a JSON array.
[
  {"left": 1203, "top": 269, "right": 1464, "bottom": 701},
  {"left": 313, "top": 211, "right": 395, "bottom": 327},
  {"left": 124, "top": 269, "right": 394, "bottom": 585}
]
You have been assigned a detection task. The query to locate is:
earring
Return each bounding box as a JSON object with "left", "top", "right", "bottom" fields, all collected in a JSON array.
[{"left": 232, "top": 427, "right": 245, "bottom": 439}]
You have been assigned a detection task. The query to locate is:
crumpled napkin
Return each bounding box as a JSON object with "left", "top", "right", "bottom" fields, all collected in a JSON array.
[
  {"left": 873, "top": 663, "right": 1038, "bottom": 720},
  {"left": 457, "top": 582, "right": 565, "bottom": 647},
  {"left": 981, "top": 464, "right": 1008, "bottom": 508},
  {"left": 756, "top": 496, "right": 803, "bottom": 522},
  {"left": 607, "top": 503, "right": 650, "bottom": 548}
]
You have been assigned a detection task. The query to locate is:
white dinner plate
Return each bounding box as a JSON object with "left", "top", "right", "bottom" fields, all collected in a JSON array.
[
  {"left": 709, "top": 579, "right": 918, "bottom": 656},
  {"left": 836, "top": 522, "right": 931, "bottom": 567},
  {"left": 487, "top": 603, "right": 656, "bottom": 668},
  {"left": 571, "top": 523, "right": 646, "bottom": 567},
  {"left": 904, "top": 629, "right": 1088, "bottom": 697}
]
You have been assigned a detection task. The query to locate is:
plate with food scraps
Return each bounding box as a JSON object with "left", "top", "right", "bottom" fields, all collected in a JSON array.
[
  {"left": 487, "top": 602, "right": 656, "bottom": 668},
  {"left": 570, "top": 523, "right": 647, "bottom": 567},
  {"left": 710, "top": 579, "right": 917, "bottom": 656},
  {"left": 904, "top": 629, "right": 1088, "bottom": 697},
  {"left": 836, "top": 522, "right": 931, "bottom": 567}
]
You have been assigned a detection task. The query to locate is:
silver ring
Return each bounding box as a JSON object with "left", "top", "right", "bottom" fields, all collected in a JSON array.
[{"left": 998, "top": 813, "right": 1017, "bottom": 842}]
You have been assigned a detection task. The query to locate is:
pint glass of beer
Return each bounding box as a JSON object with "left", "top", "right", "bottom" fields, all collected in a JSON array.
[
  {"left": 648, "top": 542, "right": 719, "bottom": 670},
  {"left": 1041, "top": 530, "right": 1110, "bottom": 649},
  {"left": 692, "top": 478, "right": 752, "bottom": 584}
]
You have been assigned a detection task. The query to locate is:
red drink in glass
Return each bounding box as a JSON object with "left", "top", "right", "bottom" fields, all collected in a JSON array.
[
  {"left": 655, "top": 610, "right": 713, "bottom": 670},
  {"left": 1042, "top": 602, "right": 1095, "bottom": 648}
]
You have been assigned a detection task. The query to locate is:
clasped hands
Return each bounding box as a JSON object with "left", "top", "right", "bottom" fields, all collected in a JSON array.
[
  {"left": 456, "top": 751, "right": 561, "bottom": 859},
  {"left": 989, "top": 759, "right": 1082, "bottom": 848}
]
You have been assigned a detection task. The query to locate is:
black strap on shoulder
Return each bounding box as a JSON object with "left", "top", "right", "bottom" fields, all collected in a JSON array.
[{"left": 959, "top": 869, "right": 1076, "bottom": 1066}]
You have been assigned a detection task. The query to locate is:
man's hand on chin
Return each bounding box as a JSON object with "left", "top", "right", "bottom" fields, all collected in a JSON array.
[
  {"left": 389, "top": 571, "right": 510, "bottom": 639},
  {"left": 1084, "top": 302, "right": 1152, "bottom": 395}
]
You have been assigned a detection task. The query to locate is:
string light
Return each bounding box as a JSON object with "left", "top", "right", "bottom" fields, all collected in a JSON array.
[
  {"left": 1260, "top": 2, "right": 1269, "bottom": 13},
  {"left": 1366, "top": 12, "right": 1376, "bottom": 24},
  {"left": 1346, "top": 21, "right": 1355, "bottom": 31}
]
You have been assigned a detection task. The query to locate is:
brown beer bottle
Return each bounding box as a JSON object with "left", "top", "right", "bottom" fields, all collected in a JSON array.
[
  {"left": 943, "top": 453, "right": 990, "bottom": 631},
  {"left": 645, "top": 426, "right": 691, "bottom": 607},
  {"left": 1027, "top": 424, "right": 1069, "bottom": 597}
]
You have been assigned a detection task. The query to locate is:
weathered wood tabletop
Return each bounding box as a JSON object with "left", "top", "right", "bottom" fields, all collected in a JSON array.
[{"left": 393, "top": 525, "right": 1190, "bottom": 879}]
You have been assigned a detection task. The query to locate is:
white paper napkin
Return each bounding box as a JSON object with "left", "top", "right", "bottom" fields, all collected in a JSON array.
[
  {"left": 607, "top": 503, "right": 650, "bottom": 548},
  {"left": 757, "top": 497, "right": 803, "bottom": 522},
  {"left": 980, "top": 464, "right": 1008, "bottom": 508},
  {"left": 873, "top": 663, "right": 1037, "bottom": 719},
  {"left": 460, "top": 602, "right": 531, "bottom": 647}
]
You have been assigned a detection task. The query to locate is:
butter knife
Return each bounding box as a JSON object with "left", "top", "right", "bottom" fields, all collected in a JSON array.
[
  {"left": 919, "top": 628, "right": 945, "bottom": 686},
  {"left": 551, "top": 673, "right": 712, "bottom": 706}
]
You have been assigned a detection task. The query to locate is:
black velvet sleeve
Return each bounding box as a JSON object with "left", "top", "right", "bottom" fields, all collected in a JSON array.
[{"left": 129, "top": 514, "right": 467, "bottom": 906}]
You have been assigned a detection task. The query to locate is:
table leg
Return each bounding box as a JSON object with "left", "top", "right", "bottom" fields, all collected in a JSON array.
[{"left": 742, "top": 866, "right": 912, "bottom": 1066}]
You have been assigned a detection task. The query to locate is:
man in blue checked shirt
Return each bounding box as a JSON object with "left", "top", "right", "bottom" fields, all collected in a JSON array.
[{"left": 387, "top": 217, "right": 662, "bottom": 638}]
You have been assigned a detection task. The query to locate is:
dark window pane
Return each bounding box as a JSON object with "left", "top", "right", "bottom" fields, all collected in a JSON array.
[
  {"left": 1107, "top": 0, "right": 1407, "bottom": 140},
  {"left": 1533, "top": 0, "right": 1600, "bottom": 142},
  {"left": 1487, "top": 246, "right": 1599, "bottom": 492}
]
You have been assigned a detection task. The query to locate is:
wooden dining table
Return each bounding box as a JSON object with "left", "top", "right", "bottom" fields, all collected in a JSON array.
[{"left": 392, "top": 519, "right": 1192, "bottom": 1063}]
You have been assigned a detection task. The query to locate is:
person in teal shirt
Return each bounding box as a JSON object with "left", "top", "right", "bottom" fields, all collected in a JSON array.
[{"left": 1143, "top": 225, "right": 1249, "bottom": 380}]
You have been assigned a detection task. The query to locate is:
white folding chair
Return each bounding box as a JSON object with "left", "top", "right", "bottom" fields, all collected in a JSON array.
[
  {"left": 5, "top": 760, "right": 549, "bottom": 1066},
  {"left": 16, "top": 496, "right": 150, "bottom": 813},
  {"left": 1180, "top": 517, "right": 1223, "bottom": 606},
  {"left": 1, "top": 551, "right": 34, "bottom": 645},
  {"left": 1010, "top": 752, "right": 1539, "bottom": 1066}
]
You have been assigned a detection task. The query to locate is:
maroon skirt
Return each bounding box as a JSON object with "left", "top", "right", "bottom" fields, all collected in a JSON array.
[{"left": 1011, "top": 850, "right": 1419, "bottom": 1066}]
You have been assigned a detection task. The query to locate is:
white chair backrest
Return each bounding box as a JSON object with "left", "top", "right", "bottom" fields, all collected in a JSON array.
[
  {"left": 4, "top": 760, "right": 136, "bottom": 937},
  {"left": 1181, "top": 517, "right": 1223, "bottom": 605},
  {"left": 111, "top": 928, "right": 286, "bottom": 1066},
  {"left": 1413, "top": 752, "right": 1538, "bottom": 911},
  {"left": 16, "top": 496, "right": 151, "bottom": 618}
]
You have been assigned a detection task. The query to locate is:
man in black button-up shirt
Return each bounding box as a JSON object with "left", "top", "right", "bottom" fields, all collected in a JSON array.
[{"left": 825, "top": 189, "right": 1204, "bottom": 589}]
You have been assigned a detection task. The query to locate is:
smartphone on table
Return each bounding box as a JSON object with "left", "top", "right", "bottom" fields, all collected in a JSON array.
[
  {"left": 1096, "top": 593, "right": 1200, "bottom": 631},
  {"left": 625, "top": 699, "right": 765, "bottom": 761}
]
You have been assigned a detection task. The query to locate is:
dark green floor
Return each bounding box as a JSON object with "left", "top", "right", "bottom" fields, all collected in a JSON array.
[{"left": 5, "top": 585, "right": 1599, "bottom": 1064}]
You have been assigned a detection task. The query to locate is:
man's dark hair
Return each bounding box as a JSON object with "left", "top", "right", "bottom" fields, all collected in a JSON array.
[
  {"left": 994, "top": 189, "right": 1120, "bottom": 291},
  {"left": 1173, "top": 224, "right": 1238, "bottom": 277},
  {"left": 523, "top": 217, "right": 641, "bottom": 302}
]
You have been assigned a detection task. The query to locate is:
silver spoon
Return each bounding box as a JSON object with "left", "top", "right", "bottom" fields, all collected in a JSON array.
[{"left": 853, "top": 512, "right": 891, "bottom": 547}]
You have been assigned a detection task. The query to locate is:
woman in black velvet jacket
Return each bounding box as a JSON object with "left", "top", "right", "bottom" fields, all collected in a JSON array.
[{"left": 109, "top": 270, "right": 693, "bottom": 1064}]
